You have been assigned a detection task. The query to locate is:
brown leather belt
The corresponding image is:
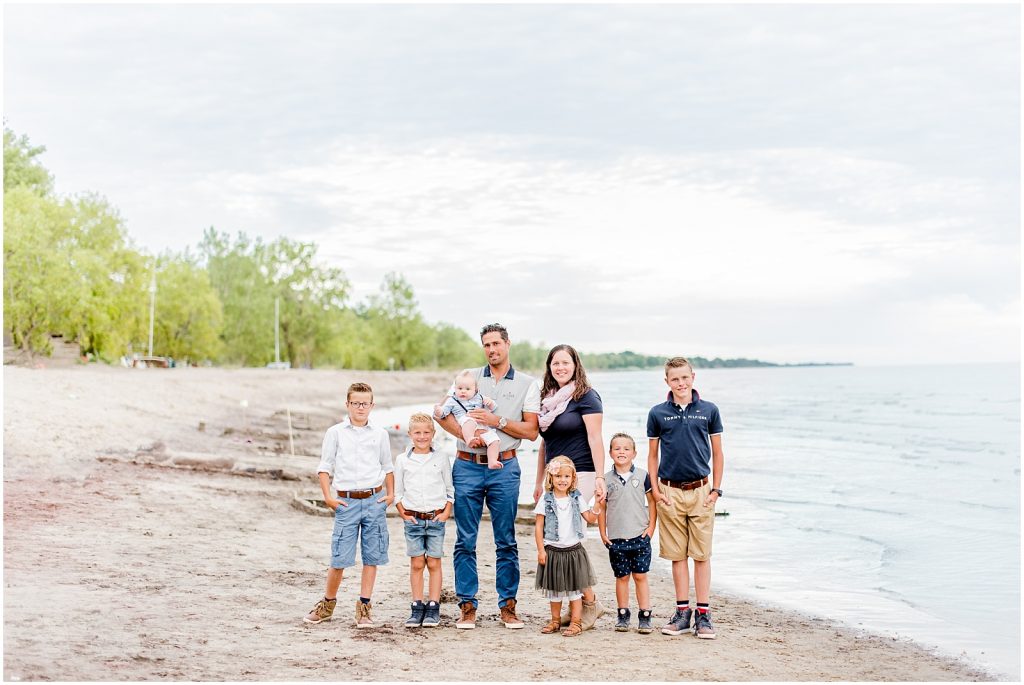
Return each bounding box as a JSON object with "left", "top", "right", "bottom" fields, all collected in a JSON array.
[
  {"left": 336, "top": 484, "right": 384, "bottom": 499},
  {"left": 405, "top": 508, "right": 445, "bottom": 520},
  {"left": 456, "top": 449, "right": 517, "bottom": 464},
  {"left": 659, "top": 476, "right": 708, "bottom": 491}
]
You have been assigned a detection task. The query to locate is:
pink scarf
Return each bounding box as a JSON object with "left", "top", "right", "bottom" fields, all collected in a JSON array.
[{"left": 539, "top": 382, "right": 576, "bottom": 432}]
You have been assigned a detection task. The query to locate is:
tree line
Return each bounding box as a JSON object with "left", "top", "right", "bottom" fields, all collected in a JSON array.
[
  {"left": 3, "top": 127, "right": 491, "bottom": 369},
  {"left": 4, "top": 126, "right": 780, "bottom": 372}
]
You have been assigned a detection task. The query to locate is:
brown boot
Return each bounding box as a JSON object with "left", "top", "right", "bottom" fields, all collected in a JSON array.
[
  {"left": 355, "top": 600, "right": 377, "bottom": 629},
  {"left": 456, "top": 601, "right": 477, "bottom": 630},
  {"left": 303, "top": 597, "right": 337, "bottom": 624},
  {"left": 499, "top": 599, "right": 525, "bottom": 629},
  {"left": 580, "top": 598, "right": 604, "bottom": 631}
]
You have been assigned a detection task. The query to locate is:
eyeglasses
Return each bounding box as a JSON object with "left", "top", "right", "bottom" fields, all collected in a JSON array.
[{"left": 347, "top": 401, "right": 372, "bottom": 409}]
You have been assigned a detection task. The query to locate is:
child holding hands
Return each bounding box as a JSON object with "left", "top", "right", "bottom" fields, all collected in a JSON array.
[
  {"left": 598, "top": 432, "right": 657, "bottom": 633},
  {"left": 534, "top": 456, "right": 602, "bottom": 637},
  {"left": 394, "top": 413, "right": 453, "bottom": 628}
]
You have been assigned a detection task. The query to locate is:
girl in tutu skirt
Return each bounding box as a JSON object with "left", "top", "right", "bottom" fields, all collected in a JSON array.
[{"left": 534, "top": 456, "right": 603, "bottom": 636}]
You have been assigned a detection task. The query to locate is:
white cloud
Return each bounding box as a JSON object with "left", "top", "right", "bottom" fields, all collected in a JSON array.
[{"left": 2, "top": 3, "right": 1018, "bottom": 364}]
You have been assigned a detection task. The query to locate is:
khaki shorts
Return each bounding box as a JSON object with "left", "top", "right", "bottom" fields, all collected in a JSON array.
[{"left": 656, "top": 481, "right": 715, "bottom": 561}]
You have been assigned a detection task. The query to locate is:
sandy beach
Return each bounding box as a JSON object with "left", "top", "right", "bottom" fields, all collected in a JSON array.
[{"left": 2, "top": 364, "right": 993, "bottom": 681}]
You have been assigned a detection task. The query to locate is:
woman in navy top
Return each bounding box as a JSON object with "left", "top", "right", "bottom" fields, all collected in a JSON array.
[{"left": 532, "top": 344, "right": 607, "bottom": 505}]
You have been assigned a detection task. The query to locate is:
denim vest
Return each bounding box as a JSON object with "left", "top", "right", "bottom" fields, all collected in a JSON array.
[{"left": 542, "top": 490, "right": 586, "bottom": 543}]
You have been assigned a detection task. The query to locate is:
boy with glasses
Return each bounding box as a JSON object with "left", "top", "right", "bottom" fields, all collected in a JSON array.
[{"left": 304, "top": 382, "right": 395, "bottom": 628}]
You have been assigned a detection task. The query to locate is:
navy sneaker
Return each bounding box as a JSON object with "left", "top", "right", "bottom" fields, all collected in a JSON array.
[
  {"left": 421, "top": 601, "right": 441, "bottom": 627},
  {"left": 637, "top": 609, "right": 653, "bottom": 634},
  {"left": 693, "top": 610, "right": 716, "bottom": 639},
  {"left": 405, "top": 601, "right": 425, "bottom": 628},
  {"left": 661, "top": 607, "right": 692, "bottom": 636},
  {"left": 615, "top": 608, "right": 631, "bottom": 632}
]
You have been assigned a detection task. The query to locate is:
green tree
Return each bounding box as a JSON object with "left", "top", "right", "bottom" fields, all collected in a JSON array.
[
  {"left": 263, "top": 237, "right": 349, "bottom": 368},
  {"left": 3, "top": 188, "right": 76, "bottom": 353},
  {"left": 62, "top": 194, "right": 149, "bottom": 360},
  {"left": 366, "top": 272, "right": 432, "bottom": 370},
  {"left": 3, "top": 127, "right": 53, "bottom": 195},
  {"left": 199, "top": 228, "right": 275, "bottom": 365},
  {"left": 151, "top": 252, "right": 224, "bottom": 361},
  {"left": 3, "top": 187, "right": 147, "bottom": 360},
  {"left": 432, "top": 322, "right": 484, "bottom": 369}
]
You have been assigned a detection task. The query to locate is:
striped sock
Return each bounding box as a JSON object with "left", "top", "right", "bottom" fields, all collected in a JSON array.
[
  {"left": 696, "top": 603, "right": 709, "bottom": 614},
  {"left": 676, "top": 600, "right": 690, "bottom": 610}
]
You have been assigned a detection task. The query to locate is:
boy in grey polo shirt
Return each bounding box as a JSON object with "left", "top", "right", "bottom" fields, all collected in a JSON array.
[{"left": 598, "top": 433, "right": 657, "bottom": 633}]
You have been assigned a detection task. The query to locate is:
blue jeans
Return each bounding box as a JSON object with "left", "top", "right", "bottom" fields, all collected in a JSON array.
[
  {"left": 453, "top": 456, "right": 521, "bottom": 609},
  {"left": 403, "top": 518, "right": 446, "bottom": 558}
]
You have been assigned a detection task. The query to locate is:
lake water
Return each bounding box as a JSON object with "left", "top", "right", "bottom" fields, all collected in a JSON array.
[{"left": 377, "top": 363, "right": 1020, "bottom": 678}]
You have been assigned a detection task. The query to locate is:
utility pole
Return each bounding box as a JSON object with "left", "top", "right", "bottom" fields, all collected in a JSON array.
[
  {"left": 274, "top": 296, "right": 280, "bottom": 364},
  {"left": 147, "top": 263, "right": 157, "bottom": 356}
]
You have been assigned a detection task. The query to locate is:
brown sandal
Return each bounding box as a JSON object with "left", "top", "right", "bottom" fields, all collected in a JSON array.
[
  {"left": 540, "top": 619, "right": 561, "bottom": 634},
  {"left": 561, "top": 619, "right": 583, "bottom": 637}
]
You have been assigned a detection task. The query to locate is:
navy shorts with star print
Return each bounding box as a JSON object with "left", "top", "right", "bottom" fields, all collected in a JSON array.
[{"left": 606, "top": 534, "right": 652, "bottom": 577}]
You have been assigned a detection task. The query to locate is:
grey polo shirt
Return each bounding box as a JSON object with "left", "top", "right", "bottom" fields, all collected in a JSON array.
[{"left": 458, "top": 365, "right": 540, "bottom": 454}]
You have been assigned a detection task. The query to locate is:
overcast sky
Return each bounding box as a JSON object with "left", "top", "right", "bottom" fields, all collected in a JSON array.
[{"left": 4, "top": 4, "right": 1020, "bottom": 365}]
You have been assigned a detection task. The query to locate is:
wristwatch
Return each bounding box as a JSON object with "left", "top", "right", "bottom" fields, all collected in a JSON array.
[
  {"left": 497, "top": 416, "right": 508, "bottom": 430},
  {"left": 711, "top": 488, "right": 723, "bottom": 497}
]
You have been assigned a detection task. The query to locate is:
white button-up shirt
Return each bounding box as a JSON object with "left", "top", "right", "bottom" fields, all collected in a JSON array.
[
  {"left": 393, "top": 446, "right": 454, "bottom": 513},
  {"left": 317, "top": 418, "right": 393, "bottom": 492}
]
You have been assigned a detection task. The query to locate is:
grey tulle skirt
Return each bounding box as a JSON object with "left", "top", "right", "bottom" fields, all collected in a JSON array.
[{"left": 535, "top": 542, "right": 596, "bottom": 593}]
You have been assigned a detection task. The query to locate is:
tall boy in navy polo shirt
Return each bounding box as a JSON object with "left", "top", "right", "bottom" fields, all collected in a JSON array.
[{"left": 647, "top": 357, "right": 724, "bottom": 639}]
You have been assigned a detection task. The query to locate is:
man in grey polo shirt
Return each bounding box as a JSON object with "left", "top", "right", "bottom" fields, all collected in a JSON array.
[{"left": 435, "top": 323, "right": 540, "bottom": 630}]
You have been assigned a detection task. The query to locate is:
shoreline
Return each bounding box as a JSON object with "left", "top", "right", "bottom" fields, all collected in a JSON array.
[{"left": 2, "top": 365, "right": 996, "bottom": 680}]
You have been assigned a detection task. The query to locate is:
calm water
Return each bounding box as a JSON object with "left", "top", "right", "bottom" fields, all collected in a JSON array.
[{"left": 379, "top": 363, "right": 1020, "bottom": 678}]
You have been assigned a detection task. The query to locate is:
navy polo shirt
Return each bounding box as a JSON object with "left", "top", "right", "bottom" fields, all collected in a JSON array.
[{"left": 646, "top": 389, "right": 723, "bottom": 482}]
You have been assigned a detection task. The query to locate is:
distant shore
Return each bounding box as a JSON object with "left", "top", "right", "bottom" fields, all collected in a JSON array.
[{"left": 3, "top": 365, "right": 990, "bottom": 681}]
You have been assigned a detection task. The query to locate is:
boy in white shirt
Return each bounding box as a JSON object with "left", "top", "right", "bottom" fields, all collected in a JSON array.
[
  {"left": 304, "top": 382, "right": 395, "bottom": 628},
  {"left": 394, "top": 413, "right": 454, "bottom": 627}
]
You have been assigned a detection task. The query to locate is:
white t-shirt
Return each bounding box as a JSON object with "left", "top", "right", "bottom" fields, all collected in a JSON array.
[{"left": 533, "top": 494, "right": 594, "bottom": 548}]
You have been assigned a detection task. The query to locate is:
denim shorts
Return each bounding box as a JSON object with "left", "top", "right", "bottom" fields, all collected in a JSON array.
[
  {"left": 330, "top": 495, "right": 389, "bottom": 569},
  {"left": 606, "top": 534, "right": 652, "bottom": 577},
  {"left": 403, "top": 518, "right": 446, "bottom": 558}
]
